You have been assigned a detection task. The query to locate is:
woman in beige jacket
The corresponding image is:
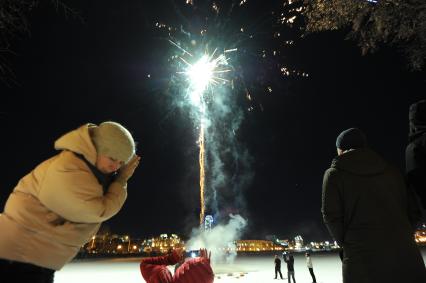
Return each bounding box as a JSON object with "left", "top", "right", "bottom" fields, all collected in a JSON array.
[{"left": 0, "top": 121, "right": 140, "bottom": 283}]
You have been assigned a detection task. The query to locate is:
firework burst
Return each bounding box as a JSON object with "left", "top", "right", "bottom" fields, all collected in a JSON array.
[{"left": 151, "top": 0, "right": 308, "bottom": 228}]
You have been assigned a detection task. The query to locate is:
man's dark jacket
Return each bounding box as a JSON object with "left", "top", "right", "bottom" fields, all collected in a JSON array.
[
  {"left": 406, "top": 132, "right": 426, "bottom": 209},
  {"left": 284, "top": 255, "right": 294, "bottom": 272},
  {"left": 406, "top": 100, "right": 426, "bottom": 209},
  {"left": 322, "top": 148, "right": 426, "bottom": 283},
  {"left": 274, "top": 257, "right": 281, "bottom": 269}
]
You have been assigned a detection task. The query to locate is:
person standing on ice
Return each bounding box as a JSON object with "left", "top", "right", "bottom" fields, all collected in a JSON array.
[
  {"left": 274, "top": 254, "right": 284, "bottom": 279},
  {"left": 322, "top": 128, "right": 426, "bottom": 283},
  {"left": 0, "top": 121, "right": 140, "bottom": 283},
  {"left": 305, "top": 252, "right": 316, "bottom": 283},
  {"left": 406, "top": 99, "right": 426, "bottom": 211},
  {"left": 140, "top": 248, "right": 214, "bottom": 283},
  {"left": 284, "top": 253, "right": 296, "bottom": 283}
]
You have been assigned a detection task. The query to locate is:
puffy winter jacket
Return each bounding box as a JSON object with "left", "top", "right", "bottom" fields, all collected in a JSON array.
[
  {"left": 0, "top": 124, "right": 127, "bottom": 270},
  {"left": 140, "top": 251, "right": 214, "bottom": 283}
]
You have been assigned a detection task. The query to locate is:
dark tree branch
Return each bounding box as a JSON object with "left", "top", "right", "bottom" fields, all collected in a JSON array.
[
  {"left": 299, "top": 0, "right": 426, "bottom": 70},
  {"left": 0, "top": 0, "right": 82, "bottom": 85}
]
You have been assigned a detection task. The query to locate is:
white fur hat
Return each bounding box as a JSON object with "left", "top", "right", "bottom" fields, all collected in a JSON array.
[{"left": 91, "top": 121, "right": 135, "bottom": 163}]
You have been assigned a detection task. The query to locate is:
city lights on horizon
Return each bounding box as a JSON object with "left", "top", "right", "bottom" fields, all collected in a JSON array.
[{"left": 79, "top": 224, "right": 426, "bottom": 258}]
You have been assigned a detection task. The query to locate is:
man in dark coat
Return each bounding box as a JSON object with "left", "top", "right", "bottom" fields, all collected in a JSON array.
[
  {"left": 283, "top": 253, "right": 296, "bottom": 283},
  {"left": 322, "top": 128, "right": 426, "bottom": 283},
  {"left": 274, "top": 254, "right": 284, "bottom": 279},
  {"left": 406, "top": 99, "right": 426, "bottom": 210}
]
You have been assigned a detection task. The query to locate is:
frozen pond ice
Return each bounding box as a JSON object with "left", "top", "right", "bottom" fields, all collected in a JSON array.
[{"left": 55, "top": 249, "right": 426, "bottom": 283}]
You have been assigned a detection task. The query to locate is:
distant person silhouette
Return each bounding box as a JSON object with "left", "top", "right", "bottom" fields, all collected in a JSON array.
[
  {"left": 322, "top": 128, "right": 426, "bottom": 283},
  {"left": 305, "top": 252, "right": 316, "bottom": 283},
  {"left": 284, "top": 253, "right": 296, "bottom": 283},
  {"left": 0, "top": 122, "right": 140, "bottom": 283},
  {"left": 274, "top": 254, "right": 284, "bottom": 279},
  {"left": 406, "top": 99, "right": 426, "bottom": 210}
]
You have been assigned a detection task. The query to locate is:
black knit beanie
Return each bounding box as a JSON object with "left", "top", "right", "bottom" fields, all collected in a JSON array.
[{"left": 336, "top": 128, "right": 367, "bottom": 150}]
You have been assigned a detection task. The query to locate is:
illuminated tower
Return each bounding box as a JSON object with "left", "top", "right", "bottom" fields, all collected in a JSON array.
[
  {"left": 294, "top": 235, "right": 304, "bottom": 250},
  {"left": 204, "top": 215, "right": 214, "bottom": 231}
]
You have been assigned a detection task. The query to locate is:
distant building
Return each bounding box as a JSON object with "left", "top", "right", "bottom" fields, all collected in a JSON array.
[
  {"left": 235, "top": 240, "right": 284, "bottom": 252},
  {"left": 82, "top": 233, "right": 143, "bottom": 254},
  {"left": 143, "top": 234, "right": 184, "bottom": 254},
  {"left": 294, "top": 235, "right": 303, "bottom": 250},
  {"left": 415, "top": 226, "right": 426, "bottom": 245},
  {"left": 307, "top": 240, "right": 339, "bottom": 251}
]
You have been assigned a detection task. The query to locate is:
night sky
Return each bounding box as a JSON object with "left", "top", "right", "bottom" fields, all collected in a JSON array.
[{"left": 1, "top": 0, "right": 425, "bottom": 242}]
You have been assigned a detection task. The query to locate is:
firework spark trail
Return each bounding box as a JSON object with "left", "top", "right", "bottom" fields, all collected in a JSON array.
[
  {"left": 198, "top": 123, "right": 205, "bottom": 226},
  {"left": 172, "top": 41, "right": 235, "bottom": 227},
  {"left": 168, "top": 39, "right": 193, "bottom": 57}
]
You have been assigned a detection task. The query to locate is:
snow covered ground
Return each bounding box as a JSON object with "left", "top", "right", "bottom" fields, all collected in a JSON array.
[{"left": 55, "top": 249, "right": 426, "bottom": 283}]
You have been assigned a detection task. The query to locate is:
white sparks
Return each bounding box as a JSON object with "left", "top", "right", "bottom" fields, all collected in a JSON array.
[{"left": 178, "top": 49, "right": 231, "bottom": 106}]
